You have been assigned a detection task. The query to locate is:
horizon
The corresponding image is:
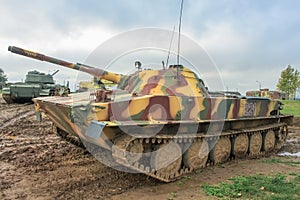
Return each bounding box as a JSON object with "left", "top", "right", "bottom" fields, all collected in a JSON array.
[{"left": 1, "top": 0, "right": 299, "bottom": 95}]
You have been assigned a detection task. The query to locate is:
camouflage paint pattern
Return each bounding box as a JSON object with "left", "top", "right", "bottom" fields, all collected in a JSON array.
[
  {"left": 78, "top": 78, "right": 116, "bottom": 92},
  {"left": 9, "top": 46, "right": 283, "bottom": 147},
  {"left": 33, "top": 90, "right": 281, "bottom": 150},
  {"left": 246, "top": 89, "right": 285, "bottom": 100},
  {"left": 34, "top": 93, "right": 279, "bottom": 126}
]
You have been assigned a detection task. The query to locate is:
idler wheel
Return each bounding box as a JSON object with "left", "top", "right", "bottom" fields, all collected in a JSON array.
[
  {"left": 151, "top": 142, "right": 182, "bottom": 176},
  {"left": 125, "top": 141, "right": 144, "bottom": 164},
  {"left": 51, "top": 123, "right": 59, "bottom": 134},
  {"left": 275, "top": 126, "right": 288, "bottom": 151},
  {"left": 263, "top": 130, "right": 276, "bottom": 152},
  {"left": 209, "top": 137, "right": 231, "bottom": 164},
  {"left": 232, "top": 134, "right": 249, "bottom": 157},
  {"left": 249, "top": 133, "right": 262, "bottom": 155},
  {"left": 2, "top": 94, "right": 14, "bottom": 104},
  {"left": 183, "top": 139, "right": 209, "bottom": 169}
]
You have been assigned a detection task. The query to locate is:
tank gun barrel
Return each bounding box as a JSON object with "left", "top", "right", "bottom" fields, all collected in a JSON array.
[
  {"left": 8, "top": 46, "right": 123, "bottom": 83},
  {"left": 51, "top": 70, "right": 60, "bottom": 76}
]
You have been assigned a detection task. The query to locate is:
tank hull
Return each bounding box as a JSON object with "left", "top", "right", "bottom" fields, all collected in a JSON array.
[
  {"left": 2, "top": 69, "right": 69, "bottom": 104},
  {"left": 8, "top": 45, "right": 293, "bottom": 182},
  {"left": 2, "top": 83, "right": 69, "bottom": 104},
  {"left": 33, "top": 93, "right": 293, "bottom": 182},
  {"left": 2, "top": 94, "right": 33, "bottom": 104}
]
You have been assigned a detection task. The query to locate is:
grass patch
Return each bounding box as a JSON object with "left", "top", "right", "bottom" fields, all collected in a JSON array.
[
  {"left": 183, "top": 175, "right": 191, "bottom": 180},
  {"left": 281, "top": 100, "right": 300, "bottom": 117},
  {"left": 201, "top": 173, "right": 300, "bottom": 200},
  {"left": 168, "top": 192, "right": 177, "bottom": 200},
  {"left": 177, "top": 181, "right": 184, "bottom": 186},
  {"left": 263, "top": 158, "right": 300, "bottom": 166}
]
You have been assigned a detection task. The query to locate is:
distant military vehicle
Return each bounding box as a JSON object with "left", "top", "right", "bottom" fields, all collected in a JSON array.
[
  {"left": 209, "top": 91, "right": 245, "bottom": 99},
  {"left": 246, "top": 89, "right": 286, "bottom": 100},
  {"left": 2, "top": 70, "right": 69, "bottom": 103},
  {"left": 77, "top": 77, "right": 116, "bottom": 92}
]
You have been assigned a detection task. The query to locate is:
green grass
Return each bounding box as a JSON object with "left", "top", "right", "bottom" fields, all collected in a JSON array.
[
  {"left": 201, "top": 173, "right": 300, "bottom": 200},
  {"left": 263, "top": 158, "right": 300, "bottom": 166},
  {"left": 168, "top": 192, "right": 177, "bottom": 200},
  {"left": 177, "top": 181, "right": 184, "bottom": 186},
  {"left": 281, "top": 100, "right": 300, "bottom": 117}
]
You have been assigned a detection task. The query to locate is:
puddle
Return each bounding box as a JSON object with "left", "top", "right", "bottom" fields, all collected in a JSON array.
[
  {"left": 278, "top": 152, "right": 300, "bottom": 157},
  {"left": 286, "top": 138, "right": 298, "bottom": 143}
]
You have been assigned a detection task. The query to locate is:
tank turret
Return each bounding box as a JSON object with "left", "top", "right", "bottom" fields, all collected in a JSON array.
[
  {"left": 24, "top": 70, "right": 57, "bottom": 84},
  {"left": 8, "top": 46, "right": 209, "bottom": 97}
]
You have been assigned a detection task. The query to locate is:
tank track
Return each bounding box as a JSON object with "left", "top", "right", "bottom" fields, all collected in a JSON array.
[
  {"left": 52, "top": 124, "right": 84, "bottom": 148},
  {"left": 2, "top": 94, "right": 14, "bottom": 104},
  {"left": 51, "top": 122, "right": 288, "bottom": 182},
  {"left": 2, "top": 94, "right": 33, "bottom": 104},
  {"left": 112, "top": 122, "right": 288, "bottom": 182}
]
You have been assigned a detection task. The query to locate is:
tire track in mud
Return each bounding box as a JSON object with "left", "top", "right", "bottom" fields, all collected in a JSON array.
[
  {"left": 0, "top": 102, "right": 31, "bottom": 108},
  {"left": 0, "top": 102, "right": 33, "bottom": 110},
  {"left": 0, "top": 109, "right": 36, "bottom": 131},
  {"left": 0, "top": 98, "right": 158, "bottom": 199},
  {"left": 0, "top": 106, "right": 32, "bottom": 114},
  {"left": 0, "top": 100, "right": 36, "bottom": 131},
  {"left": 0, "top": 100, "right": 55, "bottom": 170},
  {"left": 1, "top": 96, "right": 298, "bottom": 199}
]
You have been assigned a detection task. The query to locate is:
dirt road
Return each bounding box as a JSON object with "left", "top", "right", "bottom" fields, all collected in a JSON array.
[{"left": 0, "top": 96, "right": 299, "bottom": 200}]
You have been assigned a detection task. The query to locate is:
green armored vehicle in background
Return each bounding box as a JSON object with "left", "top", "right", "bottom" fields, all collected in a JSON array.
[{"left": 2, "top": 70, "right": 70, "bottom": 103}]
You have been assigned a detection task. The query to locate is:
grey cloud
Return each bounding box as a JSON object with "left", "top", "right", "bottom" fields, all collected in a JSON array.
[{"left": 1, "top": 0, "right": 300, "bottom": 95}]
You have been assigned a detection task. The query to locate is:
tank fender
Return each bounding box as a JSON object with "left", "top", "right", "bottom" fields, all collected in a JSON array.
[
  {"left": 36, "top": 111, "right": 42, "bottom": 122},
  {"left": 2, "top": 87, "right": 11, "bottom": 94},
  {"left": 35, "top": 103, "right": 42, "bottom": 121},
  {"left": 85, "top": 120, "right": 106, "bottom": 140},
  {"left": 40, "top": 89, "right": 51, "bottom": 96}
]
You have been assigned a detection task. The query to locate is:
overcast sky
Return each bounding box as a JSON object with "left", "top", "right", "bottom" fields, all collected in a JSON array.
[{"left": 1, "top": 0, "right": 300, "bottom": 94}]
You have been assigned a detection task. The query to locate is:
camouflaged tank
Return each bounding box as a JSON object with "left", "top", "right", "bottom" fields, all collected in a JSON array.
[
  {"left": 246, "top": 89, "right": 286, "bottom": 100},
  {"left": 77, "top": 78, "right": 116, "bottom": 92},
  {"left": 2, "top": 69, "right": 69, "bottom": 104},
  {"left": 8, "top": 46, "right": 293, "bottom": 182}
]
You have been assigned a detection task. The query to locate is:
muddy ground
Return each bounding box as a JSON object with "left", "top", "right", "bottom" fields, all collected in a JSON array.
[{"left": 0, "top": 96, "right": 299, "bottom": 200}]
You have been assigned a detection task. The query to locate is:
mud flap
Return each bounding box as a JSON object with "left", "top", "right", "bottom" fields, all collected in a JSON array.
[
  {"left": 85, "top": 120, "right": 106, "bottom": 139},
  {"left": 36, "top": 111, "right": 42, "bottom": 122}
]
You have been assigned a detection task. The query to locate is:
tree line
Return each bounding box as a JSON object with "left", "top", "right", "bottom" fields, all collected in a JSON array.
[
  {"left": 0, "top": 66, "right": 299, "bottom": 98},
  {"left": 277, "top": 65, "right": 300, "bottom": 100},
  {"left": 0, "top": 68, "right": 8, "bottom": 90}
]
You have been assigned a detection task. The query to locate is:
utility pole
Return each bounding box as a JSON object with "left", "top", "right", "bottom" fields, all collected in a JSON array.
[{"left": 256, "top": 80, "right": 261, "bottom": 91}]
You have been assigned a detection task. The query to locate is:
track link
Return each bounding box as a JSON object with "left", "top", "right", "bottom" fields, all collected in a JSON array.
[
  {"left": 112, "top": 122, "right": 288, "bottom": 182},
  {"left": 52, "top": 124, "right": 84, "bottom": 148},
  {"left": 2, "top": 94, "right": 14, "bottom": 104}
]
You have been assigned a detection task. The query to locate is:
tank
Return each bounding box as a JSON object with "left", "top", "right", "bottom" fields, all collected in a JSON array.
[
  {"left": 8, "top": 46, "right": 293, "bottom": 182},
  {"left": 77, "top": 77, "right": 116, "bottom": 92},
  {"left": 246, "top": 89, "right": 286, "bottom": 100},
  {"left": 2, "top": 69, "right": 70, "bottom": 104}
]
